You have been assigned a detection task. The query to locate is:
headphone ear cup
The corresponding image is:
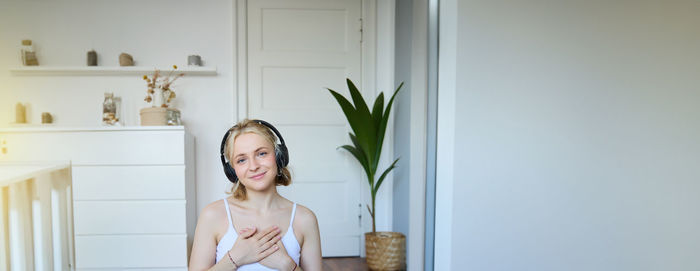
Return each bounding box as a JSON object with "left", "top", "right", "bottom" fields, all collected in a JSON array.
[
  {"left": 276, "top": 144, "right": 289, "bottom": 168},
  {"left": 220, "top": 130, "right": 238, "bottom": 183},
  {"left": 225, "top": 163, "right": 238, "bottom": 183},
  {"left": 221, "top": 155, "right": 238, "bottom": 183}
]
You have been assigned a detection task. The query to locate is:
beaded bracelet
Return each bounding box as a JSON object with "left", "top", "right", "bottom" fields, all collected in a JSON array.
[{"left": 227, "top": 251, "right": 239, "bottom": 269}]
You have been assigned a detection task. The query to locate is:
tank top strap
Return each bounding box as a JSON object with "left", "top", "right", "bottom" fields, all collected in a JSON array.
[
  {"left": 223, "top": 198, "right": 235, "bottom": 231},
  {"left": 289, "top": 203, "right": 297, "bottom": 229}
]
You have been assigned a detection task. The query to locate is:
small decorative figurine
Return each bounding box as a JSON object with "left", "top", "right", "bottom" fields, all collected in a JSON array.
[
  {"left": 41, "top": 112, "right": 53, "bottom": 124},
  {"left": 119, "top": 53, "right": 134, "bottom": 66},
  {"left": 187, "top": 55, "right": 202, "bottom": 66},
  {"left": 15, "top": 103, "right": 26, "bottom": 123},
  {"left": 87, "top": 50, "right": 98, "bottom": 66}
]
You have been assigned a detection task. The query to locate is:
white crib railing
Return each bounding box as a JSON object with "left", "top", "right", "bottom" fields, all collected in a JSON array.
[{"left": 0, "top": 163, "right": 74, "bottom": 271}]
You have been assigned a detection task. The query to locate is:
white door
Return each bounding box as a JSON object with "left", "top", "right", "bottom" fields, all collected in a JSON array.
[{"left": 245, "top": 0, "right": 363, "bottom": 256}]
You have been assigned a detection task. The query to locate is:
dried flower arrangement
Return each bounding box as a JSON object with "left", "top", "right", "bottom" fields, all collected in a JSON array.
[{"left": 143, "top": 65, "right": 184, "bottom": 108}]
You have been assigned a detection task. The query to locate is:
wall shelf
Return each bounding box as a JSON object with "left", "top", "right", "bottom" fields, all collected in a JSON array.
[{"left": 9, "top": 66, "right": 217, "bottom": 76}]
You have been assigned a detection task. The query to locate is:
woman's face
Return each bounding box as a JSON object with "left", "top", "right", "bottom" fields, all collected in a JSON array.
[{"left": 231, "top": 132, "right": 278, "bottom": 191}]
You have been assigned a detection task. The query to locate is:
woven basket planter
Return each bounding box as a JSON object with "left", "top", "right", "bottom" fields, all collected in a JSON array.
[{"left": 365, "top": 232, "right": 406, "bottom": 271}]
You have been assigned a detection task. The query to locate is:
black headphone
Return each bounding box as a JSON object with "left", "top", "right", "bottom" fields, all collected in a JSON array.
[{"left": 220, "top": 119, "right": 289, "bottom": 183}]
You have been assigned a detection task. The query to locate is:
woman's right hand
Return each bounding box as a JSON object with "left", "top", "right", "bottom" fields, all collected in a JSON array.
[{"left": 228, "top": 225, "right": 282, "bottom": 266}]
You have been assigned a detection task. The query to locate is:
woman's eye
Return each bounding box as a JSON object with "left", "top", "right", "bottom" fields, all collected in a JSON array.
[
  {"left": 236, "top": 158, "right": 246, "bottom": 164},
  {"left": 258, "top": 151, "right": 267, "bottom": 157}
]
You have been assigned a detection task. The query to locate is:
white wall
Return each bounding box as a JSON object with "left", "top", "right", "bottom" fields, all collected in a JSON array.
[
  {"left": 0, "top": 1, "right": 397, "bottom": 246},
  {"left": 393, "top": 0, "right": 413, "bottom": 243},
  {"left": 0, "top": 0, "right": 235, "bottom": 216},
  {"left": 441, "top": 1, "right": 700, "bottom": 270},
  {"left": 393, "top": 0, "right": 428, "bottom": 269}
]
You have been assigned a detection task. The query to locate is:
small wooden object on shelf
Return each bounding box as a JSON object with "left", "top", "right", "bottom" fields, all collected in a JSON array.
[
  {"left": 87, "top": 50, "right": 97, "bottom": 66},
  {"left": 119, "top": 53, "right": 134, "bottom": 66},
  {"left": 15, "top": 103, "right": 26, "bottom": 124}
]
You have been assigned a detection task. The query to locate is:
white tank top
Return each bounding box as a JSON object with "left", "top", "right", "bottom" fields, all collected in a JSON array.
[{"left": 215, "top": 198, "right": 301, "bottom": 270}]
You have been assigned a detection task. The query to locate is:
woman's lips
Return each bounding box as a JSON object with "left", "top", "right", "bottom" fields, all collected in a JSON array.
[{"left": 250, "top": 171, "right": 266, "bottom": 180}]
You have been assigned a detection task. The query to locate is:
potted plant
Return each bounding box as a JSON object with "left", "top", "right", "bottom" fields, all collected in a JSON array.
[
  {"left": 327, "top": 79, "right": 405, "bottom": 270},
  {"left": 140, "top": 65, "right": 183, "bottom": 126}
]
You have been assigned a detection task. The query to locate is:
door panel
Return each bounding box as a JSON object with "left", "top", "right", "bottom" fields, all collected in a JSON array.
[{"left": 247, "top": 0, "right": 363, "bottom": 256}]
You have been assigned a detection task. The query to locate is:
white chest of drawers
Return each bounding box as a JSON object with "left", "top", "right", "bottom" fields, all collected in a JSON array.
[{"left": 0, "top": 126, "right": 196, "bottom": 270}]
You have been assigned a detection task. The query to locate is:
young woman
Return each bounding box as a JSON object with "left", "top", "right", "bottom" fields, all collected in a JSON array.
[{"left": 189, "top": 119, "right": 322, "bottom": 271}]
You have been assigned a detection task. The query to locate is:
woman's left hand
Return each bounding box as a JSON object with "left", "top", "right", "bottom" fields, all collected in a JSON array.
[{"left": 259, "top": 240, "right": 296, "bottom": 271}]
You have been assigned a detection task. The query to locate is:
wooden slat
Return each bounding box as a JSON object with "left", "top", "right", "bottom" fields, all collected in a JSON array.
[
  {"left": 51, "top": 170, "right": 73, "bottom": 271},
  {"left": 32, "top": 174, "right": 54, "bottom": 271},
  {"left": 65, "top": 179, "right": 76, "bottom": 270},
  {"left": 0, "top": 165, "right": 73, "bottom": 271},
  {"left": 9, "top": 181, "right": 34, "bottom": 270},
  {"left": 0, "top": 163, "right": 71, "bottom": 187},
  {"left": 0, "top": 187, "right": 9, "bottom": 270}
]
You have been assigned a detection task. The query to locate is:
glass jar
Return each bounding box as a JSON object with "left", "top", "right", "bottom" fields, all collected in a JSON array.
[
  {"left": 103, "top": 92, "right": 117, "bottom": 125},
  {"left": 21, "top": 39, "right": 38, "bottom": 66},
  {"left": 166, "top": 108, "right": 181, "bottom": 126}
]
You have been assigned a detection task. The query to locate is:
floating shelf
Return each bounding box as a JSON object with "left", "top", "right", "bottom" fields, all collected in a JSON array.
[
  {"left": 9, "top": 66, "right": 217, "bottom": 76},
  {"left": 1, "top": 125, "right": 184, "bottom": 133}
]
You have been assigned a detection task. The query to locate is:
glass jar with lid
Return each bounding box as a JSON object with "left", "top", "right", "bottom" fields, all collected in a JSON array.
[{"left": 102, "top": 92, "right": 117, "bottom": 125}]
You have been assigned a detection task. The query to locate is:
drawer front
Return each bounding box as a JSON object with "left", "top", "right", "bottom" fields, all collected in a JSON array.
[
  {"left": 0, "top": 130, "right": 184, "bottom": 165},
  {"left": 75, "top": 235, "right": 187, "bottom": 268},
  {"left": 72, "top": 166, "right": 186, "bottom": 200},
  {"left": 73, "top": 200, "right": 186, "bottom": 234}
]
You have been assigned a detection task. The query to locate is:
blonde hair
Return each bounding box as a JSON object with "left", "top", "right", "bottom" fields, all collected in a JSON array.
[{"left": 224, "top": 119, "right": 291, "bottom": 199}]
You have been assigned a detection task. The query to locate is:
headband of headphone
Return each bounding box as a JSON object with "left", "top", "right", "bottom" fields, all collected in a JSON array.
[{"left": 220, "top": 119, "right": 289, "bottom": 183}]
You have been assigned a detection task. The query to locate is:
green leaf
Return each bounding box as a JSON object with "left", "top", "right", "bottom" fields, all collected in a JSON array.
[
  {"left": 328, "top": 80, "right": 404, "bottom": 233},
  {"left": 338, "top": 144, "right": 367, "bottom": 170},
  {"left": 345, "top": 79, "right": 378, "bottom": 168},
  {"left": 349, "top": 133, "right": 373, "bottom": 186},
  {"left": 327, "top": 88, "right": 357, "bottom": 121},
  {"left": 374, "top": 82, "right": 403, "bottom": 167},
  {"left": 346, "top": 79, "right": 371, "bottom": 120},
  {"left": 371, "top": 92, "right": 385, "bottom": 131},
  {"left": 327, "top": 88, "right": 372, "bottom": 158},
  {"left": 374, "top": 158, "right": 399, "bottom": 195},
  {"left": 338, "top": 144, "right": 372, "bottom": 186}
]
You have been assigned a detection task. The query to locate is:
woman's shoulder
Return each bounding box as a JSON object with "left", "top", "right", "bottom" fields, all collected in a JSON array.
[
  {"left": 198, "top": 199, "right": 227, "bottom": 223},
  {"left": 291, "top": 203, "right": 320, "bottom": 247},
  {"left": 293, "top": 203, "right": 319, "bottom": 227}
]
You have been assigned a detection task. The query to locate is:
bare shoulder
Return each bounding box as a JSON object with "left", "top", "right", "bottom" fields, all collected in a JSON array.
[
  {"left": 197, "top": 199, "right": 228, "bottom": 233},
  {"left": 201, "top": 199, "right": 225, "bottom": 220},
  {"left": 294, "top": 204, "right": 319, "bottom": 229},
  {"left": 293, "top": 204, "right": 322, "bottom": 260}
]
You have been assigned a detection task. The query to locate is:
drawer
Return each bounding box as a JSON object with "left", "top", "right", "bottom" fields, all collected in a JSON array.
[
  {"left": 0, "top": 130, "right": 185, "bottom": 165},
  {"left": 72, "top": 166, "right": 186, "bottom": 200},
  {"left": 75, "top": 234, "right": 187, "bottom": 268},
  {"left": 73, "top": 200, "right": 186, "bottom": 234}
]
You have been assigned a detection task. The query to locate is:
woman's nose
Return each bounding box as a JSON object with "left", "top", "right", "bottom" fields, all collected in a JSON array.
[{"left": 248, "top": 157, "right": 259, "bottom": 170}]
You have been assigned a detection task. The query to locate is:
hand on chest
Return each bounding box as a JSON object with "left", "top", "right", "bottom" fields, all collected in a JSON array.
[
  {"left": 233, "top": 212, "right": 292, "bottom": 233},
  {"left": 227, "top": 201, "right": 297, "bottom": 238}
]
